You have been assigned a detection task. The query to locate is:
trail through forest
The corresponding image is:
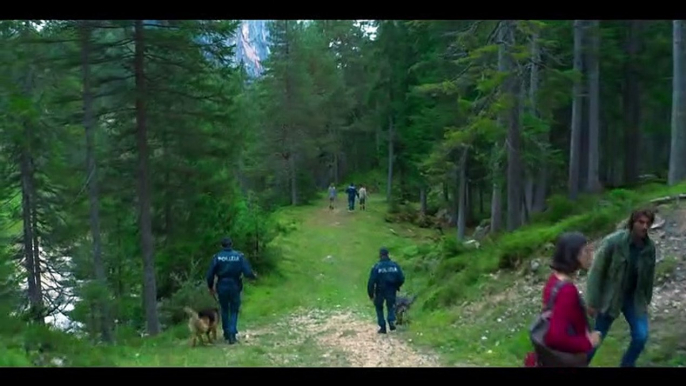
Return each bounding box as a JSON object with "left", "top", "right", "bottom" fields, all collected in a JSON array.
[
  {"left": 117, "top": 195, "right": 444, "bottom": 367},
  {"left": 5, "top": 20, "right": 686, "bottom": 368},
  {"left": 225, "top": 195, "right": 443, "bottom": 366}
]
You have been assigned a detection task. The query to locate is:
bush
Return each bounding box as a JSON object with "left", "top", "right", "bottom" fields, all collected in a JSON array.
[
  {"left": 7, "top": 322, "right": 117, "bottom": 367},
  {"left": 158, "top": 278, "right": 218, "bottom": 329},
  {"left": 0, "top": 346, "right": 33, "bottom": 366}
]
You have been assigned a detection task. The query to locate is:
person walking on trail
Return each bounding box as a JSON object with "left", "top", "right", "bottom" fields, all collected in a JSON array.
[
  {"left": 524, "top": 232, "right": 601, "bottom": 367},
  {"left": 585, "top": 208, "right": 657, "bottom": 367},
  {"left": 345, "top": 183, "right": 359, "bottom": 211},
  {"left": 328, "top": 183, "right": 337, "bottom": 210},
  {"left": 367, "top": 247, "right": 405, "bottom": 334},
  {"left": 358, "top": 185, "right": 367, "bottom": 211},
  {"left": 206, "top": 237, "right": 257, "bottom": 345}
]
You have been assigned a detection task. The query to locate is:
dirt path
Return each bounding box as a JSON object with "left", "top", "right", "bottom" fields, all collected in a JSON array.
[
  {"left": 238, "top": 308, "right": 441, "bottom": 367},
  {"left": 287, "top": 308, "right": 441, "bottom": 367}
]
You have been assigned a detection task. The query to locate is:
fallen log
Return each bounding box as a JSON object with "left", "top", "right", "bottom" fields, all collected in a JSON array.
[{"left": 649, "top": 194, "right": 686, "bottom": 206}]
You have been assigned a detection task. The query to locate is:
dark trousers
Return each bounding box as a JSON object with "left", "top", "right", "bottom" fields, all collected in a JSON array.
[
  {"left": 374, "top": 292, "right": 397, "bottom": 328},
  {"left": 217, "top": 288, "right": 241, "bottom": 339},
  {"left": 587, "top": 296, "right": 649, "bottom": 367},
  {"left": 348, "top": 197, "right": 355, "bottom": 210}
]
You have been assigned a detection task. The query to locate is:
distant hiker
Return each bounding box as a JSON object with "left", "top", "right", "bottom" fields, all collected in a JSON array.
[
  {"left": 358, "top": 185, "right": 367, "bottom": 210},
  {"left": 367, "top": 247, "right": 405, "bottom": 333},
  {"left": 345, "top": 183, "right": 359, "bottom": 211},
  {"left": 585, "top": 209, "right": 656, "bottom": 367},
  {"left": 206, "top": 237, "right": 257, "bottom": 344},
  {"left": 328, "top": 183, "right": 337, "bottom": 210},
  {"left": 525, "top": 232, "right": 600, "bottom": 367}
]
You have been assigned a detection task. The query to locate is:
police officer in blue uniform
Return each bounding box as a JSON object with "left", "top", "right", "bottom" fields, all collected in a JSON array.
[
  {"left": 367, "top": 247, "right": 405, "bottom": 333},
  {"left": 206, "top": 237, "right": 257, "bottom": 344}
]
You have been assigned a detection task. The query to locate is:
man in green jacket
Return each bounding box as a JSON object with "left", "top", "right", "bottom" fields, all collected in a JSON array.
[{"left": 586, "top": 208, "right": 657, "bottom": 367}]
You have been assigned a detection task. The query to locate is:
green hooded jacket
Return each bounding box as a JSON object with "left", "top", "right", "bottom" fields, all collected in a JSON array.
[{"left": 585, "top": 229, "right": 656, "bottom": 319}]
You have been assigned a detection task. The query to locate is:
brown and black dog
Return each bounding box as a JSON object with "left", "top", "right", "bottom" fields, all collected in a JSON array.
[{"left": 183, "top": 306, "right": 220, "bottom": 347}]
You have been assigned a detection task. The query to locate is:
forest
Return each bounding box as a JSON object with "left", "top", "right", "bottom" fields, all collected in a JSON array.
[{"left": 0, "top": 20, "right": 685, "bottom": 363}]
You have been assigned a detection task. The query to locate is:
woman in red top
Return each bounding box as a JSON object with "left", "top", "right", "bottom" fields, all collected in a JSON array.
[{"left": 525, "top": 232, "right": 602, "bottom": 367}]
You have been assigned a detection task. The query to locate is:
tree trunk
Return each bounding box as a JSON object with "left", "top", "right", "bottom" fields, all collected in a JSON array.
[
  {"left": 289, "top": 153, "right": 298, "bottom": 205},
  {"left": 490, "top": 21, "right": 506, "bottom": 234},
  {"left": 456, "top": 148, "right": 468, "bottom": 241},
  {"left": 669, "top": 20, "right": 686, "bottom": 185},
  {"left": 586, "top": 20, "right": 602, "bottom": 193},
  {"left": 30, "top": 199, "right": 42, "bottom": 313},
  {"left": 624, "top": 20, "right": 642, "bottom": 186},
  {"left": 134, "top": 20, "right": 160, "bottom": 336},
  {"left": 19, "top": 49, "right": 43, "bottom": 323},
  {"left": 81, "top": 20, "right": 114, "bottom": 343},
  {"left": 20, "top": 150, "right": 42, "bottom": 322},
  {"left": 490, "top": 181, "right": 502, "bottom": 233},
  {"left": 568, "top": 20, "right": 585, "bottom": 200},
  {"left": 386, "top": 115, "right": 394, "bottom": 202},
  {"left": 530, "top": 30, "right": 547, "bottom": 212},
  {"left": 333, "top": 151, "right": 339, "bottom": 185},
  {"left": 502, "top": 20, "right": 522, "bottom": 232},
  {"left": 523, "top": 178, "right": 534, "bottom": 223},
  {"left": 479, "top": 183, "right": 484, "bottom": 215}
]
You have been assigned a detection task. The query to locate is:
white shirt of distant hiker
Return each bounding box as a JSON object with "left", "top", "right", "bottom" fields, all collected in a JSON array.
[{"left": 359, "top": 187, "right": 367, "bottom": 199}]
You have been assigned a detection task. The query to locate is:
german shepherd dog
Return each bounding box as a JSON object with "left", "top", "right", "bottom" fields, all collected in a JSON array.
[
  {"left": 183, "top": 306, "right": 220, "bottom": 347},
  {"left": 395, "top": 295, "right": 417, "bottom": 325}
]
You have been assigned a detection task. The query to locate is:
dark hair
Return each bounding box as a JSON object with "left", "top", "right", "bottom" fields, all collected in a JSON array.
[
  {"left": 221, "top": 237, "right": 232, "bottom": 248},
  {"left": 626, "top": 208, "right": 655, "bottom": 230},
  {"left": 550, "top": 232, "right": 588, "bottom": 274}
]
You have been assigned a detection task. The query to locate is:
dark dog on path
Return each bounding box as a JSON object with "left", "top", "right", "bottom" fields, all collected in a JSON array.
[{"left": 395, "top": 295, "right": 417, "bottom": 325}]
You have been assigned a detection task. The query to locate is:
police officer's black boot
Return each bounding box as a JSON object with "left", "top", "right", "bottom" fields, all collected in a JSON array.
[
  {"left": 389, "top": 322, "right": 396, "bottom": 331},
  {"left": 228, "top": 334, "right": 237, "bottom": 344},
  {"left": 377, "top": 325, "right": 387, "bottom": 334}
]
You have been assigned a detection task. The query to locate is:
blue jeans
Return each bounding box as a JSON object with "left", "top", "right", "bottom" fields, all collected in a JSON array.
[
  {"left": 374, "top": 292, "right": 396, "bottom": 328},
  {"left": 348, "top": 197, "right": 355, "bottom": 210},
  {"left": 217, "top": 289, "right": 241, "bottom": 339},
  {"left": 587, "top": 296, "right": 649, "bottom": 367}
]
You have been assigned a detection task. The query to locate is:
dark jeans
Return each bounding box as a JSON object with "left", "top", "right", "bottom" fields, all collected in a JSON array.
[
  {"left": 348, "top": 197, "right": 355, "bottom": 210},
  {"left": 374, "top": 292, "right": 396, "bottom": 328},
  {"left": 217, "top": 289, "right": 241, "bottom": 339},
  {"left": 587, "top": 296, "right": 649, "bottom": 367}
]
